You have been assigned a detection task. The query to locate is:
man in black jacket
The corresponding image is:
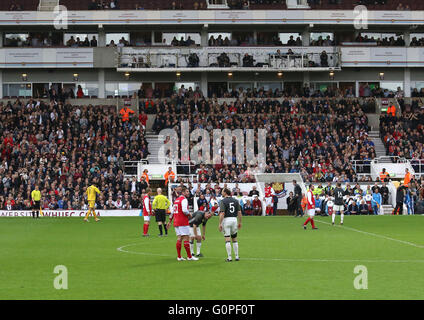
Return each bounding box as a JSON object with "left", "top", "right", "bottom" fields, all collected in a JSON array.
[
  {"left": 393, "top": 185, "right": 406, "bottom": 215},
  {"left": 293, "top": 180, "right": 303, "bottom": 217},
  {"left": 380, "top": 182, "right": 390, "bottom": 205}
]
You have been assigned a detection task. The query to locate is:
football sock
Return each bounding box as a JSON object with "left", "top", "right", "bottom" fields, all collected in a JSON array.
[
  {"left": 196, "top": 242, "right": 202, "bottom": 255},
  {"left": 32, "top": 211, "right": 35, "bottom": 218},
  {"left": 332, "top": 212, "right": 336, "bottom": 223},
  {"left": 304, "top": 218, "right": 311, "bottom": 225},
  {"left": 189, "top": 241, "right": 194, "bottom": 254},
  {"left": 225, "top": 241, "right": 232, "bottom": 259},
  {"left": 341, "top": 213, "right": 344, "bottom": 224},
  {"left": 158, "top": 225, "right": 163, "bottom": 235},
  {"left": 183, "top": 241, "right": 192, "bottom": 258},
  {"left": 233, "top": 241, "right": 239, "bottom": 258},
  {"left": 85, "top": 211, "right": 90, "bottom": 220},
  {"left": 176, "top": 240, "right": 182, "bottom": 258},
  {"left": 311, "top": 219, "right": 316, "bottom": 228},
  {"left": 164, "top": 224, "right": 168, "bottom": 235},
  {"left": 92, "top": 210, "right": 98, "bottom": 220}
]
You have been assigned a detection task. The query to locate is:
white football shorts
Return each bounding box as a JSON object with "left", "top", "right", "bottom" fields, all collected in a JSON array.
[
  {"left": 265, "top": 197, "right": 273, "bottom": 207},
  {"left": 307, "top": 209, "right": 315, "bottom": 217},
  {"left": 143, "top": 215, "right": 150, "bottom": 222},
  {"left": 175, "top": 225, "right": 190, "bottom": 236},
  {"left": 222, "top": 217, "right": 238, "bottom": 237},
  {"left": 189, "top": 226, "right": 201, "bottom": 237},
  {"left": 333, "top": 205, "right": 344, "bottom": 212}
]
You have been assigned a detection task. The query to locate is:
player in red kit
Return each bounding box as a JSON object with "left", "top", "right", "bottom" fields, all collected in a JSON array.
[
  {"left": 142, "top": 188, "right": 152, "bottom": 236},
  {"left": 303, "top": 184, "right": 318, "bottom": 230},
  {"left": 263, "top": 183, "right": 275, "bottom": 216},
  {"left": 167, "top": 187, "right": 199, "bottom": 261}
]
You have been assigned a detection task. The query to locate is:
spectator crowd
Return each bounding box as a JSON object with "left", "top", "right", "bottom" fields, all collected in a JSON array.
[{"left": 0, "top": 98, "right": 149, "bottom": 211}]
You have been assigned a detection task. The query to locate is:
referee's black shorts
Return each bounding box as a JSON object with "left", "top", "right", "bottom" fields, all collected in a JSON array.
[
  {"left": 33, "top": 201, "right": 40, "bottom": 210},
  {"left": 155, "top": 209, "right": 166, "bottom": 222}
]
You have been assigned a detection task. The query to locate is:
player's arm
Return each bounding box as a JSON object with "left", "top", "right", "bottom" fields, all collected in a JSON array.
[
  {"left": 201, "top": 222, "right": 206, "bottom": 240},
  {"left": 167, "top": 205, "right": 174, "bottom": 230},
  {"left": 165, "top": 197, "right": 171, "bottom": 209},
  {"left": 218, "top": 211, "right": 224, "bottom": 232},
  {"left": 144, "top": 196, "right": 152, "bottom": 215},
  {"left": 152, "top": 197, "right": 158, "bottom": 210},
  {"left": 193, "top": 223, "right": 198, "bottom": 238},
  {"left": 182, "top": 198, "right": 191, "bottom": 217}
]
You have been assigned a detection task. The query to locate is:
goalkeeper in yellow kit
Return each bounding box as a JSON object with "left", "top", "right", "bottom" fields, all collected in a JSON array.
[{"left": 84, "top": 180, "right": 101, "bottom": 222}]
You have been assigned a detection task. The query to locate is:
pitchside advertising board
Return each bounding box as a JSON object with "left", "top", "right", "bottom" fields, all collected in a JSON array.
[{"left": 0, "top": 210, "right": 140, "bottom": 217}]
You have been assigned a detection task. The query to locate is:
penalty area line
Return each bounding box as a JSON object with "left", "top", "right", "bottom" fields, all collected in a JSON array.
[
  {"left": 316, "top": 219, "right": 424, "bottom": 249},
  {"left": 116, "top": 242, "right": 424, "bottom": 263}
]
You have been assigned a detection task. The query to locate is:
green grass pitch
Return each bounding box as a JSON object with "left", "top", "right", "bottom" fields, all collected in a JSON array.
[{"left": 1, "top": 215, "right": 423, "bottom": 300}]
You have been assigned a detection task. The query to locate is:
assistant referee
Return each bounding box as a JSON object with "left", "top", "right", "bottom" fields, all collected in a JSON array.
[
  {"left": 31, "top": 185, "right": 41, "bottom": 219},
  {"left": 152, "top": 188, "right": 171, "bottom": 236}
]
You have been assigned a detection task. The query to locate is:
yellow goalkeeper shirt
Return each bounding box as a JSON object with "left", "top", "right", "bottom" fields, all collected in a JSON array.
[
  {"left": 87, "top": 185, "right": 100, "bottom": 201},
  {"left": 152, "top": 194, "right": 171, "bottom": 210}
]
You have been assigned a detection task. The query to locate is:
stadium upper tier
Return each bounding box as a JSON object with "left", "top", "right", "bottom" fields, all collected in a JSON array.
[{"left": 2, "top": 0, "right": 424, "bottom": 11}]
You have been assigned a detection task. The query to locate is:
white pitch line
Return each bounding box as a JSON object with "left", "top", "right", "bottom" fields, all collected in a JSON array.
[
  {"left": 116, "top": 242, "right": 424, "bottom": 264},
  {"left": 316, "top": 219, "right": 424, "bottom": 249}
]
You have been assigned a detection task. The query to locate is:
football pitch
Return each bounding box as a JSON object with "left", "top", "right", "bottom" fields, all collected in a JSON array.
[{"left": 1, "top": 215, "right": 423, "bottom": 300}]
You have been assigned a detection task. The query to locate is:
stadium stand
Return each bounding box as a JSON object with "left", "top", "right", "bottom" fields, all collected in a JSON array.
[
  {"left": 148, "top": 94, "right": 375, "bottom": 183},
  {"left": 0, "top": 99, "right": 149, "bottom": 210}
]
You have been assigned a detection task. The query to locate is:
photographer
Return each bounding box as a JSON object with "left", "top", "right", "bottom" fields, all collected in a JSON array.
[
  {"left": 188, "top": 53, "right": 199, "bottom": 67},
  {"left": 242, "top": 53, "right": 254, "bottom": 67},
  {"left": 217, "top": 52, "right": 230, "bottom": 67},
  {"left": 320, "top": 50, "right": 329, "bottom": 67}
]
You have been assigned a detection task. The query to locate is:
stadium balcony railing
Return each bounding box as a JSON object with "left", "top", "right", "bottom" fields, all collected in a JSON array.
[
  {"left": 117, "top": 47, "right": 341, "bottom": 70},
  {"left": 58, "top": 0, "right": 288, "bottom": 10}
]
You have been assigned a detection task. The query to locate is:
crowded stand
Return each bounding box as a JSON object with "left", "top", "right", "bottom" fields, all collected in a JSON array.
[
  {"left": 170, "top": 176, "right": 424, "bottom": 217},
  {"left": 379, "top": 105, "right": 424, "bottom": 160},
  {"left": 0, "top": 99, "right": 149, "bottom": 211},
  {"left": 148, "top": 92, "right": 375, "bottom": 184}
]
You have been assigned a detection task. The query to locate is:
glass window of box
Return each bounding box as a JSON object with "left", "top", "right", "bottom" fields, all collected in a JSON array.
[
  {"left": 278, "top": 33, "right": 302, "bottom": 46},
  {"left": 2, "top": 83, "right": 32, "bottom": 97},
  {"left": 64, "top": 33, "right": 98, "bottom": 47}
]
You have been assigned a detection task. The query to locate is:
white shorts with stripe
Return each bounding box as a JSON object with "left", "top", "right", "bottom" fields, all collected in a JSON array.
[
  {"left": 143, "top": 215, "right": 150, "bottom": 222},
  {"left": 175, "top": 225, "right": 190, "bottom": 236}
]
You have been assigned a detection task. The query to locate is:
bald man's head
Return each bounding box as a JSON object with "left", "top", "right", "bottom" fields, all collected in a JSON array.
[{"left": 157, "top": 188, "right": 162, "bottom": 194}]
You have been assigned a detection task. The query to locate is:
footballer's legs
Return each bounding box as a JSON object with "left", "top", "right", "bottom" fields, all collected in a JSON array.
[
  {"left": 143, "top": 217, "right": 150, "bottom": 236},
  {"left": 189, "top": 236, "right": 195, "bottom": 256},
  {"left": 196, "top": 236, "right": 202, "bottom": 257},
  {"left": 84, "top": 208, "right": 91, "bottom": 221},
  {"left": 340, "top": 210, "right": 344, "bottom": 225},
  {"left": 225, "top": 237, "right": 232, "bottom": 261},
  {"left": 176, "top": 235, "right": 183, "bottom": 260},
  {"left": 158, "top": 221, "right": 163, "bottom": 236},
  {"left": 231, "top": 235, "right": 239, "bottom": 261},
  {"left": 332, "top": 210, "right": 336, "bottom": 225},
  {"left": 182, "top": 235, "right": 193, "bottom": 259}
]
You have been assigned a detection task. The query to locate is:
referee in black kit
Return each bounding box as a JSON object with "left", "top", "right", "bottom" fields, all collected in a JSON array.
[
  {"left": 31, "top": 185, "right": 42, "bottom": 219},
  {"left": 152, "top": 188, "right": 171, "bottom": 236},
  {"left": 219, "top": 188, "right": 242, "bottom": 262}
]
